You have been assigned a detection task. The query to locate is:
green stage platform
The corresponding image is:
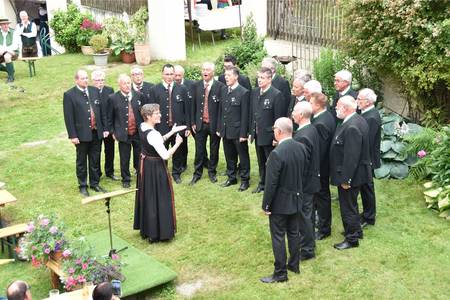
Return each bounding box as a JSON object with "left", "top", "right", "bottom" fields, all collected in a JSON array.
[{"left": 86, "top": 230, "right": 177, "bottom": 297}]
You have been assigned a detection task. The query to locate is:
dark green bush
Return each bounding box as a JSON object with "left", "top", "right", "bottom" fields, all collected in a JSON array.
[
  {"left": 184, "top": 65, "right": 202, "bottom": 81},
  {"left": 50, "top": 4, "right": 91, "bottom": 53}
]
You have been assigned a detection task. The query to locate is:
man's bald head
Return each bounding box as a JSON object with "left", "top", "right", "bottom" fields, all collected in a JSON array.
[
  {"left": 7, "top": 280, "right": 31, "bottom": 300},
  {"left": 274, "top": 117, "right": 293, "bottom": 135}
]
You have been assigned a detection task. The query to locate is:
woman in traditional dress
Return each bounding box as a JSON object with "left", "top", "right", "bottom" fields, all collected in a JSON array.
[{"left": 133, "top": 104, "right": 186, "bottom": 242}]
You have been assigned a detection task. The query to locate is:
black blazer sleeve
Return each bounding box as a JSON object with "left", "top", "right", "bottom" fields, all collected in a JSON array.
[
  {"left": 342, "top": 125, "right": 363, "bottom": 184},
  {"left": 63, "top": 91, "right": 77, "bottom": 139},
  {"left": 262, "top": 150, "right": 282, "bottom": 211},
  {"left": 240, "top": 89, "right": 250, "bottom": 138}
]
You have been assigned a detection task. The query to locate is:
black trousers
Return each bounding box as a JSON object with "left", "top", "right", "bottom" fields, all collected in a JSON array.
[
  {"left": 180, "top": 133, "right": 189, "bottom": 169},
  {"left": 269, "top": 213, "right": 301, "bottom": 278},
  {"left": 193, "top": 123, "right": 220, "bottom": 178},
  {"left": 98, "top": 134, "right": 115, "bottom": 177},
  {"left": 314, "top": 174, "right": 332, "bottom": 235},
  {"left": 75, "top": 131, "right": 101, "bottom": 188},
  {"left": 165, "top": 134, "right": 186, "bottom": 178},
  {"left": 338, "top": 186, "right": 363, "bottom": 244},
  {"left": 223, "top": 137, "right": 250, "bottom": 182},
  {"left": 118, "top": 134, "right": 141, "bottom": 183},
  {"left": 360, "top": 178, "right": 376, "bottom": 225},
  {"left": 255, "top": 140, "right": 274, "bottom": 186},
  {"left": 299, "top": 192, "right": 315, "bottom": 256}
]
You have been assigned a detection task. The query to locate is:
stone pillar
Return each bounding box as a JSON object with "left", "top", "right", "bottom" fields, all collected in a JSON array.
[
  {"left": 147, "top": 0, "right": 186, "bottom": 61},
  {"left": 46, "top": 0, "right": 68, "bottom": 54},
  {"left": 242, "top": 0, "right": 267, "bottom": 37}
]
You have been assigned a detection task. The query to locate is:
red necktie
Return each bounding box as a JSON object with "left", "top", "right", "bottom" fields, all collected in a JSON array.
[{"left": 202, "top": 83, "right": 209, "bottom": 123}]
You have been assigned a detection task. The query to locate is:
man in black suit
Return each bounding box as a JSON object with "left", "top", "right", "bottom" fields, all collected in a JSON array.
[
  {"left": 63, "top": 69, "right": 108, "bottom": 197},
  {"left": 131, "top": 67, "right": 153, "bottom": 104},
  {"left": 288, "top": 77, "right": 311, "bottom": 131},
  {"left": 260, "top": 117, "right": 308, "bottom": 283},
  {"left": 250, "top": 67, "right": 284, "bottom": 193},
  {"left": 218, "top": 55, "right": 252, "bottom": 91},
  {"left": 331, "top": 70, "right": 358, "bottom": 119},
  {"left": 91, "top": 70, "right": 119, "bottom": 181},
  {"left": 261, "top": 57, "right": 291, "bottom": 117},
  {"left": 109, "top": 74, "right": 144, "bottom": 188},
  {"left": 174, "top": 64, "right": 207, "bottom": 172},
  {"left": 292, "top": 101, "right": 320, "bottom": 261},
  {"left": 310, "top": 92, "right": 336, "bottom": 240},
  {"left": 149, "top": 64, "right": 190, "bottom": 184},
  {"left": 217, "top": 66, "right": 250, "bottom": 191},
  {"left": 357, "top": 88, "right": 381, "bottom": 228},
  {"left": 190, "top": 62, "right": 226, "bottom": 185},
  {"left": 330, "top": 95, "right": 372, "bottom": 250}
]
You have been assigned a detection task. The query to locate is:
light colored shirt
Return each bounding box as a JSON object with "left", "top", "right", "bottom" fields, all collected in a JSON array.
[
  {"left": 260, "top": 85, "right": 271, "bottom": 95},
  {"left": 0, "top": 29, "right": 19, "bottom": 53},
  {"left": 361, "top": 105, "right": 375, "bottom": 114},
  {"left": 141, "top": 123, "right": 170, "bottom": 160},
  {"left": 16, "top": 21, "right": 37, "bottom": 38},
  {"left": 297, "top": 122, "right": 311, "bottom": 131},
  {"left": 278, "top": 136, "right": 291, "bottom": 145},
  {"left": 339, "top": 86, "right": 351, "bottom": 97},
  {"left": 228, "top": 81, "right": 239, "bottom": 91},
  {"left": 312, "top": 109, "right": 326, "bottom": 119}
]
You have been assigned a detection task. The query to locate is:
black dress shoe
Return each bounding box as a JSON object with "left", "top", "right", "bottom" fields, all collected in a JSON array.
[
  {"left": 79, "top": 187, "right": 90, "bottom": 197},
  {"left": 299, "top": 253, "right": 315, "bottom": 261},
  {"left": 209, "top": 174, "right": 217, "bottom": 183},
  {"left": 315, "top": 232, "right": 331, "bottom": 240},
  {"left": 189, "top": 176, "right": 200, "bottom": 186},
  {"left": 221, "top": 179, "right": 237, "bottom": 187},
  {"left": 341, "top": 231, "right": 364, "bottom": 239},
  {"left": 333, "top": 240, "right": 359, "bottom": 250},
  {"left": 173, "top": 177, "right": 182, "bottom": 184},
  {"left": 91, "top": 185, "right": 107, "bottom": 193},
  {"left": 252, "top": 185, "right": 264, "bottom": 193},
  {"left": 238, "top": 182, "right": 249, "bottom": 192},
  {"left": 287, "top": 265, "right": 300, "bottom": 274},
  {"left": 106, "top": 174, "right": 120, "bottom": 181},
  {"left": 122, "top": 182, "right": 131, "bottom": 188},
  {"left": 260, "top": 275, "right": 288, "bottom": 283}
]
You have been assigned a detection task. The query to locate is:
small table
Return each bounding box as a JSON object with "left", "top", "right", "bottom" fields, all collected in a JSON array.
[
  {"left": 0, "top": 190, "right": 17, "bottom": 226},
  {"left": 18, "top": 57, "right": 41, "bottom": 77},
  {"left": 42, "top": 284, "right": 95, "bottom": 300}
]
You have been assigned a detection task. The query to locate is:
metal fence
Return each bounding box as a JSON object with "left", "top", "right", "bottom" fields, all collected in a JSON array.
[
  {"left": 80, "top": 0, "right": 147, "bottom": 15},
  {"left": 267, "top": 0, "right": 343, "bottom": 71}
]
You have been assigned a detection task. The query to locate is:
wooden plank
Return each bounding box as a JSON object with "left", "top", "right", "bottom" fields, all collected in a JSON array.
[
  {"left": 46, "top": 259, "right": 64, "bottom": 277},
  {"left": 82, "top": 189, "right": 137, "bottom": 205},
  {"left": 0, "top": 190, "right": 17, "bottom": 206},
  {"left": 0, "top": 223, "right": 28, "bottom": 239},
  {"left": 0, "top": 259, "right": 15, "bottom": 265}
]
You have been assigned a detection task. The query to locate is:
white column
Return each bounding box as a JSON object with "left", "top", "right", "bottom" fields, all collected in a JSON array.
[
  {"left": 147, "top": 0, "right": 186, "bottom": 61},
  {"left": 242, "top": 0, "right": 267, "bottom": 37},
  {"left": 1, "top": 0, "right": 17, "bottom": 27},
  {"left": 46, "top": 0, "right": 68, "bottom": 54}
]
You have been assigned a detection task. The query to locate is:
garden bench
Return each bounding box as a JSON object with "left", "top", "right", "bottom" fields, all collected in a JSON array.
[
  {"left": 0, "top": 223, "right": 28, "bottom": 260},
  {"left": 18, "top": 57, "right": 41, "bottom": 77},
  {"left": 46, "top": 257, "right": 64, "bottom": 288}
]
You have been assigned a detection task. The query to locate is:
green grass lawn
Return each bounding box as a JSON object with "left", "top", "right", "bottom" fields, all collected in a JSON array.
[{"left": 1, "top": 38, "right": 449, "bottom": 299}]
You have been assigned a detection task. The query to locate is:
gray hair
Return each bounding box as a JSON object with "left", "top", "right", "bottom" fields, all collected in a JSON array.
[
  {"left": 339, "top": 95, "right": 357, "bottom": 110},
  {"left": 174, "top": 64, "right": 185, "bottom": 74},
  {"left": 19, "top": 11, "right": 28, "bottom": 18},
  {"left": 202, "top": 62, "right": 215, "bottom": 71},
  {"left": 335, "top": 70, "right": 352, "bottom": 83},
  {"left": 274, "top": 117, "right": 293, "bottom": 135},
  {"left": 294, "top": 101, "right": 313, "bottom": 119},
  {"left": 74, "top": 69, "right": 88, "bottom": 80},
  {"left": 304, "top": 80, "right": 322, "bottom": 94},
  {"left": 261, "top": 57, "right": 277, "bottom": 71},
  {"left": 131, "top": 67, "right": 143, "bottom": 75},
  {"left": 294, "top": 69, "right": 312, "bottom": 82},
  {"left": 118, "top": 73, "right": 131, "bottom": 84},
  {"left": 141, "top": 103, "right": 160, "bottom": 120},
  {"left": 358, "top": 88, "right": 377, "bottom": 103},
  {"left": 293, "top": 77, "right": 307, "bottom": 87},
  {"left": 91, "top": 70, "right": 105, "bottom": 80}
]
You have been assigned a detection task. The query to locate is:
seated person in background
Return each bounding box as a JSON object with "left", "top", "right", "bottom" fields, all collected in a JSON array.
[
  {"left": 15, "top": 11, "right": 38, "bottom": 58},
  {"left": 93, "top": 282, "right": 120, "bottom": 300},
  {"left": 6, "top": 280, "right": 32, "bottom": 300},
  {"left": 0, "top": 18, "right": 19, "bottom": 83}
]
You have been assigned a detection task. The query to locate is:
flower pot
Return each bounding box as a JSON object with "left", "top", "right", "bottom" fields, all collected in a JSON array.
[
  {"left": 92, "top": 53, "right": 109, "bottom": 66},
  {"left": 81, "top": 46, "right": 94, "bottom": 55},
  {"left": 50, "top": 250, "right": 63, "bottom": 263},
  {"left": 120, "top": 50, "right": 136, "bottom": 63},
  {"left": 134, "top": 43, "right": 151, "bottom": 65}
]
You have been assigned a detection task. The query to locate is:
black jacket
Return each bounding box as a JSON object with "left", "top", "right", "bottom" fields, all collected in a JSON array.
[
  {"left": 329, "top": 113, "right": 372, "bottom": 187},
  {"left": 181, "top": 78, "right": 196, "bottom": 124},
  {"left": 149, "top": 82, "right": 190, "bottom": 135},
  {"left": 288, "top": 95, "right": 306, "bottom": 131},
  {"left": 109, "top": 91, "right": 144, "bottom": 142},
  {"left": 63, "top": 86, "right": 105, "bottom": 141},
  {"left": 272, "top": 74, "right": 291, "bottom": 117},
  {"left": 191, "top": 79, "right": 227, "bottom": 134},
  {"left": 250, "top": 86, "right": 284, "bottom": 146},
  {"left": 218, "top": 73, "right": 252, "bottom": 91},
  {"left": 134, "top": 81, "right": 154, "bottom": 105},
  {"left": 98, "top": 86, "right": 114, "bottom": 131},
  {"left": 361, "top": 107, "right": 381, "bottom": 169},
  {"left": 293, "top": 124, "right": 321, "bottom": 194},
  {"left": 311, "top": 110, "right": 336, "bottom": 178},
  {"left": 217, "top": 84, "right": 250, "bottom": 139},
  {"left": 331, "top": 88, "right": 358, "bottom": 118},
  {"left": 262, "top": 138, "right": 308, "bottom": 215}
]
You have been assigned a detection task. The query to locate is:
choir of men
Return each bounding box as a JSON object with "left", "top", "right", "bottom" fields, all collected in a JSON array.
[{"left": 63, "top": 61, "right": 382, "bottom": 280}]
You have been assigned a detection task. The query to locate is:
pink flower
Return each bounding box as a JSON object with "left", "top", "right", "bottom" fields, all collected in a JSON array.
[
  {"left": 40, "top": 218, "right": 50, "bottom": 226},
  {"left": 44, "top": 248, "right": 51, "bottom": 254},
  {"left": 75, "top": 258, "right": 82, "bottom": 265},
  {"left": 62, "top": 249, "right": 71, "bottom": 258},
  {"left": 68, "top": 267, "right": 75, "bottom": 274},
  {"left": 31, "top": 245, "right": 37, "bottom": 251},
  {"left": 49, "top": 226, "right": 58, "bottom": 234},
  {"left": 111, "top": 253, "right": 119, "bottom": 260},
  {"left": 81, "top": 263, "right": 88, "bottom": 270},
  {"left": 417, "top": 150, "right": 427, "bottom": 158},
  {"left": 26, "top": 222, "right": 34, "bottom": 232},
  {"left": 77, "top": 275, "right": 86, "bottom": 283}
]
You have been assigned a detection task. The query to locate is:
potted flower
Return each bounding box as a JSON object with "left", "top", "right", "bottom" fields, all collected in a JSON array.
[
  {"left": 131, "top": 7, "right": 150, "bottom": 65},
  {"left": 77, "top": 18, "right": 103, "bottom": 55},
  {"left": 24, "top": 214, "right": 69, "bottom": 267},
  {"left": 61, "top": 238, "right": 124, "bottom": 291},
  {"left": 103, "top": 15, "right": 136, "bottom": 63},
  {"left": 89, "top": 34, "right": 109, "bottom": 66}
]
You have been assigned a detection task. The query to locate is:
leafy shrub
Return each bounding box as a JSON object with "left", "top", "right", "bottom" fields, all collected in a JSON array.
[
  {"left": 340, "top": 0, "right": 450, "bottom": 122},
  {"left": 184, "top": 65, "right": 202, "bottom": 81},
  {"left": 130, "top": 7, "right": 149, "bottom": 44},
  {"left": 89, "top": 34, "right": 109, "bottom": 54},
  {"left": 49, "top": 4, "right": 91, "bottom": 53},
  {"left": 374, "top": 110, "right": 423, "bottom": 179},
  {"left": 76, "top": 18, "right": 103, "bottom": 47},
  {"left": 423, "top": 182, "right": 450, "bottom": 221},
  {"left": 220, "top": 14, "right": 267, "bottom": 71},
  {"left": 102, "top": 16, "right": 135, "bottom": 55},
  {"left": 429, "top": 126, "right": 450, "bottom": 187},
  {"left": 403, "top": 127, "right": 437, "bottom": 180}
]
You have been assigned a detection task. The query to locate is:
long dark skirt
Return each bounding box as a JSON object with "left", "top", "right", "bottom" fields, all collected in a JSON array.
[{"left": 133, "top": 154, "right": 176, "bottom": 241}]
